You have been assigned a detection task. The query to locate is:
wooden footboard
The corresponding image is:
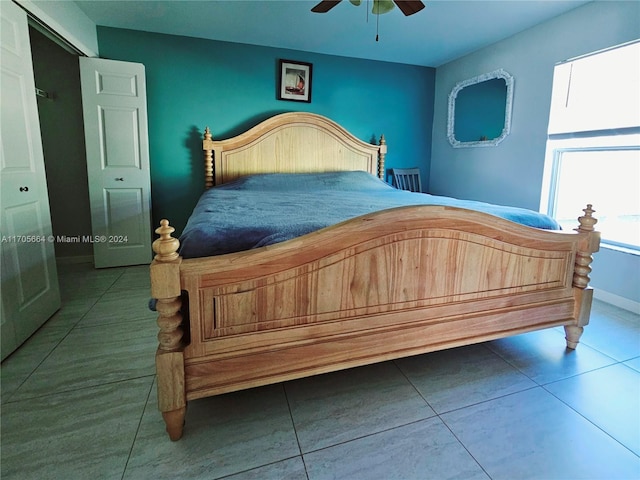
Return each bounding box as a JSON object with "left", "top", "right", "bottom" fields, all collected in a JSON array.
[{"left": 150, "top": 205, "right": 600, "bottom": 440}]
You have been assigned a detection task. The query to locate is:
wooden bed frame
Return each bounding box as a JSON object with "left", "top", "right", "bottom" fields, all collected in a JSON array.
[{"left": 150, "top": 112, "right": 600, "bottom": 441}]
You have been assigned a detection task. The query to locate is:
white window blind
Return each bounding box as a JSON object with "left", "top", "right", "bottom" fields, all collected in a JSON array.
[{"left": 548, "top": 41, "right": 640, "bottom": 135}]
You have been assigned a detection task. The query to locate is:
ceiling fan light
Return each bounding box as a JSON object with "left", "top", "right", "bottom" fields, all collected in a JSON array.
[{"left": 372, "top": 0, "right": 394, "bottom": 15}]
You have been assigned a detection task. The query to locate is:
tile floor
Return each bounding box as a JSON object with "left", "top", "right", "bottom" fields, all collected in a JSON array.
[{"left": 1, "top": 262, "right": 639, "bottom": 479}]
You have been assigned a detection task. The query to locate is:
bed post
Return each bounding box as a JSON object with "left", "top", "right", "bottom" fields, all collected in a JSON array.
[
  {"left": 203, "top": 126, "right": 214, "bottom": 189},
  {"left": 378, "top": 134, "right": 387, "bottom": 180},
  {"left": 150, "top": 219, "right": 186, "bottom": 440},
  {"left": 565, "top": 204, "right": 600, "bottom": 349}
]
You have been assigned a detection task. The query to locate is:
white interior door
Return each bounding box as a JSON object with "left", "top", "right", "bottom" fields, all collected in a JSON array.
[
  {"left": 1, "top": 1, "right": 61, "bottom": 360},
  {"left": 79, "top": 57, "right": 152, "bottom": 268}
]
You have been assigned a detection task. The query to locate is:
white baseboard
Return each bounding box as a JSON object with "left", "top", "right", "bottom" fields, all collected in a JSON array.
[
  {"left": 594, "top": 289, "right": 640, "bottom": 315},
  {"left": 56, "top": 255, "right": 94, "bottom": 265}
]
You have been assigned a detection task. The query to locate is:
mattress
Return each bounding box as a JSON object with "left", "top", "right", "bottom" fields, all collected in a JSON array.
[{"left": 178, "top": 171, "right": 560, "bottom": 259}]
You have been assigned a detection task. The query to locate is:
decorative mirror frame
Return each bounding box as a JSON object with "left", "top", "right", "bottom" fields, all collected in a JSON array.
[{"left": 447, "top": 69, "right": 514, "bottom": 148}]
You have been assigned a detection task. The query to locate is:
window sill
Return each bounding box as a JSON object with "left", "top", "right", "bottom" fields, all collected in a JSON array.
[{"left": 601, "top": 242, "right": 640, "bottom": 256}]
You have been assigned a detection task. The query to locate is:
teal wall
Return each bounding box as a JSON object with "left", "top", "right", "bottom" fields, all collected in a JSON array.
[{"left": 97, "top": 27, "right": 435, "bottom": 234}]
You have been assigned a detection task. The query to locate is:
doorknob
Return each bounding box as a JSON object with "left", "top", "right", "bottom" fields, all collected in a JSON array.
[
  {"left": 19, "top": 186, "right": 29, "bottom": 192},
  {"left": 115, "top": 177, "right": 124, "bottom": 181}
]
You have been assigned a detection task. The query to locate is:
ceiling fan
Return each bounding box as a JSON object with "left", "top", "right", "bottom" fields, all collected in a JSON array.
[{"left": 311, "top": 0, "right": 426, "bottom": 16}]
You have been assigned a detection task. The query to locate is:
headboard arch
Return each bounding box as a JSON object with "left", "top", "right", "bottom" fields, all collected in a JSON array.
[{"left": 202, "top": 112, "right": 387, "bottom": 187}]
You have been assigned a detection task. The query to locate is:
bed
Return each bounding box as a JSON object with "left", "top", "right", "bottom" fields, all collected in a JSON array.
[{"left": 150, "top": 112, "right": 600, "bottom": 441}]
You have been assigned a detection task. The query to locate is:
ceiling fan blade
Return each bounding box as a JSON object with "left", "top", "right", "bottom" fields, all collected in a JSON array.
[
  {"left": 393, "top": 0, "right": 425, "bottom": 16},
  {"left": 311, "top": 0, "right": 342, "bottom": 13}
]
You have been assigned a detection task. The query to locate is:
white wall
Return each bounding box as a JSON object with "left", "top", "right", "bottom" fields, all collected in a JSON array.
[
  {"left": 430, "top": 1, "right": 640, "bottom": 310},
  {"left": 16, "top": 0, "right": 98, "bottom": 56}
]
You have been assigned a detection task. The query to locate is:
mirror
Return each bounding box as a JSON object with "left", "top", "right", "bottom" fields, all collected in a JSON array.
[{"left": 447, "top": 69, "right": 514, "bottom": 148}]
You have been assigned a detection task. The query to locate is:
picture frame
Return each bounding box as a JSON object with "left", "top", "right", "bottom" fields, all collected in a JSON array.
[{"left": 278, "top": 59, "right": 312, "bottom": 103}]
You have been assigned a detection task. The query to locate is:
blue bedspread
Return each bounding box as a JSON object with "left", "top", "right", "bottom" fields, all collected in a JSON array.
[{"left": 178, "top": 171, "right": 560, "bottom": 258}]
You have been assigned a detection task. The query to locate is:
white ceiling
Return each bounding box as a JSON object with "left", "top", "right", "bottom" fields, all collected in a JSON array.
[{"left": 74, "top": 0, "right": 590, "bottom": 67}]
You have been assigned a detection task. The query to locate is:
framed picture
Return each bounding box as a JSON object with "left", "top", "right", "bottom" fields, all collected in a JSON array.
[{"left": 278, "top": 59, "right": 312, "bottom": 103}]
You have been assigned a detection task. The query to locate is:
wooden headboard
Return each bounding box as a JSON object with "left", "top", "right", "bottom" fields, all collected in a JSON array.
[{"left": 202, "top": 112, "right": 387, "bottom": 188}]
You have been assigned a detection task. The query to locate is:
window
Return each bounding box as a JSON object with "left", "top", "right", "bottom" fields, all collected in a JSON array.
[
  {"left": 542, "top": 41, "right": 640, "bottom": 252},
  {"left": 547, "top": 145, "right": 640, "bottom": 249}
]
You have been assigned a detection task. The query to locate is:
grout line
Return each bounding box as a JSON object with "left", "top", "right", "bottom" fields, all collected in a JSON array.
[
  {"left": 214, "top": 455, "right": 306, "bottom": 480},
  {"left": 121, "top": 374, "right": 157, "bottom": 480},
  {"left": 437, "top": 414, "right": 492, "bottom": 479},
  {"left": 2, "top": 263, "right": 140, "bottom": 404},
  {"left": 434, "top": 384, "right": 541, "bottom": 417},
  {"left": 4, "top": 374, "right": 156, "bottom": 404},
  {"left": 1, "top": 299, "right": 103, "bottom": 403},
  {"left": 282, "top": 382, "right": 310, "bottom": 480},
  {"left": 298, "top": 416, "right": 432, "bottom": 457},
  {"left": 392, "top": 357, "right": 437, "bottom": 412},
  {"left": 540, "top": 365, "right": 640, "bottom": 458},
  {"left": 542, "top": 383, "right": 640, "bottom": 457}
]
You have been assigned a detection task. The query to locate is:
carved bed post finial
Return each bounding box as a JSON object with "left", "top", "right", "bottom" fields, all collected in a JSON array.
[
  {"left": 153, "top": 219, "right": 180, "bottom": 262},
  {"left": 150, "top": 219, "right": 186, "bottom": 440},
  {"left": 378, "top": 134, "right": 387, "bottom": 180},
  {"left": 203, "top": 126, "right": 214, "bottom": 189},
  {"left": 576, "top": 204, "right": 597, "bottom": 232}
]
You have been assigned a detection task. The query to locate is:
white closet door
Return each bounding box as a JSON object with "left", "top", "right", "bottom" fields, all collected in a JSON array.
[
  {"left": 1, "top": 1, "right": 61, "bottom": 360},
  {"left": 80, "top": 57, "right": 152, "bottom": 268}
]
